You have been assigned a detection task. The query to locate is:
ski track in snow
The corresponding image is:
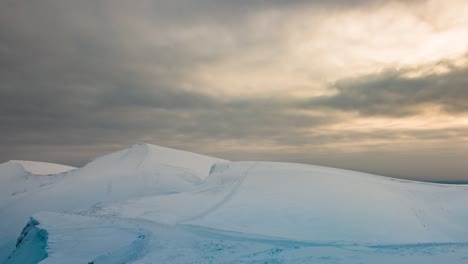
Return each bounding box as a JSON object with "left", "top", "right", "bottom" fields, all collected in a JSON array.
[{"left": 179, "top": 163, "right": 258, "bottom": 224}]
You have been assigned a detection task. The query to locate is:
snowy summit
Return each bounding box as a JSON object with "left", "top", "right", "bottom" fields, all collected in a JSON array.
[{"left": 1, "top": 143, "right": 467, "bottom": 263}]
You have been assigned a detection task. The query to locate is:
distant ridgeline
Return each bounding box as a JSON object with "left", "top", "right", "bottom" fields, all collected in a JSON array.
[{"left": 431, "top": 181, "right": 468, "bottom": 185}]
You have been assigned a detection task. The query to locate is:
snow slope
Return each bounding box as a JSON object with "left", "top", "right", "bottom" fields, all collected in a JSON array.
[
  {"left": 0, "top": 161, "right": 75, "bottom": 205},
  {"left": 97, "top": 161, "right": 468, "bottom": 244},
  {"left": 0, "top": 161, "right": 76, "bottom": 262},
  {"left": 9, "top": 211, "right": 468, "bottom": 264},
  {"left": 2, "top": 143, "right": 468, "bottom": 263},
  {"left": 71, "top": 143, "right": 226, "bottom": 198},
  {"left": 0, "top": 143, "right": 225, "bottom": 262},
  {"left": 8, "top": 160, "right": 75, "bottom": 175}
]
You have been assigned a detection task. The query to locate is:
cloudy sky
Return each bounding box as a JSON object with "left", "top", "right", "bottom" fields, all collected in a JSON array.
[{"left": 1, "top": 0, "right": 468, "bottom": 181}]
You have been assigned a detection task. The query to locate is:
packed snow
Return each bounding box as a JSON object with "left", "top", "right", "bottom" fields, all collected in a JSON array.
[{"left": 1, "top": 143, "right": 467, "bottom": 263}]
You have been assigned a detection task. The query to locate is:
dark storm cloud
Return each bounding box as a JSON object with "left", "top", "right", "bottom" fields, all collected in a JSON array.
[{"left": 306, "top": 59, "right": 468, "bottom": 116}]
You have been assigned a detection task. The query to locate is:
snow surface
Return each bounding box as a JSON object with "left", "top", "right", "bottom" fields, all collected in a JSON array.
[
  {"left": 0, "top": 161, "right": 74, "bottom": 210},
  {"left": 15, "top": 212, "right": 147, "bottom": 264},
  {"left": 96, "top": 161, "right": 468, "bottom": 244},
  {"left": 0, "top": 144, "right": 224, "bottom": 262},
  {"left": 2, "top": 143, "right": 468, "bottom": 263},
  {"left": 8, "top": 160, "right": 76, "bottom": 175}
]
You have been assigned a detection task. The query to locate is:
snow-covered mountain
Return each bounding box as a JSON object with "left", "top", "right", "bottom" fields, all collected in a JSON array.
[
  {"left": 6, "top": 160, "right": 76, "bottom": 176},
  {"left": 0, "top": 143, "right": 224, "bottom": 262},
  {"left": 1, "top": 143, "right": 468, "bottom": 263},
  {"left": 0, "top": 161, "right": 75, "bottom": 208}
]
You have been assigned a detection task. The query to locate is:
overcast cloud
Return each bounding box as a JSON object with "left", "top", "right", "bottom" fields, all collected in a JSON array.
[{"left": 1, "top": 0, "right": 468, "bottom": 181}]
